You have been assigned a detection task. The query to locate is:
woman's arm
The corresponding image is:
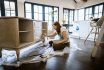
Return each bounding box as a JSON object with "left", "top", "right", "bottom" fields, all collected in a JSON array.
[{"left": 47, "top": 30, "right": 57, "bottom": 37}]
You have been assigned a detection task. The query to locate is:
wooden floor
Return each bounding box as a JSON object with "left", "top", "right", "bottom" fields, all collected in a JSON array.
[{"left": 0, "top": 38, "right": 104, "bottom": 70}]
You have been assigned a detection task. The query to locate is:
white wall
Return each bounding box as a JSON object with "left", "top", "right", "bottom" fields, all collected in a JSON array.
[
  {"left": 17, "top": 0, "right": 76, "bottom": 23},
  {"left": 70, "top": 20, "right": 95, "bottom": 41},
  {"left": 18, "top": 2, "right": 24, "bottom": 17}
]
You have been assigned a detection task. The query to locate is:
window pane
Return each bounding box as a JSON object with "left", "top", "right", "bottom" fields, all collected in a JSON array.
[
  {"left": 88, "top": 15, "right": 92, "bottom": 19},
  {"left": 49, "top": 15, "right": 52, "bottom": 20},
  {"left": 34, "top": 13, "right": 38, "bottom": 20},
  {"left": 10, "top": 2, "right": 15, "bottom": 10},
  {"left": 45, "top": 7, "right": 48, "bottom": 13},
  {"left": 70, "top": 11, "right": 73, "bottom": 17},
  {"left": 89, "top": 8, "right": 92, "bottom": 14},
  {"left": 26, "top": 3, "right": 31, "bottom": 11},
  {"left": 11, "top": 11, "right": 15, "bottom": 16},
  {"left": 26, "top": 13, "right": 32, "bottom": 19},
  {"left": 4, "top": 1, "right": 10, "bottom": 10},
  {"left": 85, "top": 7, "right": 92, "bottom": 20},
  {"left": 94, "top": 14, "right": 98, "bottom": 18},
  {"left": 95, "top": 6, "right": 98, "bottom": 13},
  {"left": 86, "top": 8, "right": 88, "bottom": 14},
  {"left": 64, "top": 10, "right": 68, "bottom": 20},
  {"left": 39, "top": 14, "right": 42, "bottom": 20},
  {"left": 5, "top": 11, "right": 10, "bottom": 16},
  {"left": 54, "top": 15, "right": 58, "bottom": 21},
  {"left": 54, "top": 8, "right": 58, "bottom": 15},
  {"left": 65, "top": 15, "right": 68, "bottom": 21},
  {"left": 74, "top": 10, "right": 78, "bottom": 21},
  {"left": 34, "top": 5, "right": 38, "bottom": 12},
  {"left": 85, "top": 15, "right": 88, "bottom": 20},
  {"left": 98, "top": 13, "right": 102, "bottom": 18},
  {"left": 49, "top": 7, "right": 52, "bottom": 13},
  {"left": 25, "top": 3, "right": 32, "bottom": 18},
  {"left": 99, "top": 5, "right": 103, "bottom": 12},
  {"left": 78, "top": 9, "right": 84, "bottom": 20},
  {"left": 33, "top": 5, "right": 43, "bottom": 20},
  {"left": 39, "top": 6, "right": 42, "bottom": 13},
  {"left": 45, "top": 14, "right": 48, "bottom": 21}
]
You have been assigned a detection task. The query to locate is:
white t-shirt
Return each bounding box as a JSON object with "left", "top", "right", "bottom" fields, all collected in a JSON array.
[{"left": 58, "top": 27, "right": 69, "bottom": 42}]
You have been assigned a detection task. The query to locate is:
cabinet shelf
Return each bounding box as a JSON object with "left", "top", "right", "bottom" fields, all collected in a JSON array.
[
  {"left": 42, "top": 29, "right": 46, "bottom": 30},
  {"left": 19, "top": 31, "right": 30, "bottom": 32}
]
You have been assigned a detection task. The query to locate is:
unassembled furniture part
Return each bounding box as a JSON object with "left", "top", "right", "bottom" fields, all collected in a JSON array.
[
  {"left": 91, "top": 16, "right": 104, "bottom": 60},
  {"left": 84, "top": 19, "right": 100, "bottom": 43}
]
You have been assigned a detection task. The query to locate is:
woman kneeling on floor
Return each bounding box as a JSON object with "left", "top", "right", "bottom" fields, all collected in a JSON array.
[{"left": 47, "top": 21, "right": 70, "bottom": 51}]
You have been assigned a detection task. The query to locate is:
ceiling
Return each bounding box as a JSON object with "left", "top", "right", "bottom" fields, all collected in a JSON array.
[{"left": 74, "top": 0, "right": 88, "bottom": 3}]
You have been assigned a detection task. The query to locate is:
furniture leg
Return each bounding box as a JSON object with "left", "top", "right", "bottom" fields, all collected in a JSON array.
[
  {"left": 16, "top": 49, "right": 20, "bottom": 61},
  {"left": 94, "top": 27, "right": 97, "bottom": 43},
  {"left": 0, "top": 48, "right": 2, "bottom": 58},
  {"left": 84, "top": 28, "right": 93, "bottom": 43},
  {"left": 91, "top": 43, "right": 99, "bottom": 58}
]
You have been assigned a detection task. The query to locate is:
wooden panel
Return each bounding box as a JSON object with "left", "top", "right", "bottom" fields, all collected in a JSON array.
[
  {"left": 19, "top": 19, "right": 33, "bottom": 31},
  {"left": 0, "top": 18, "right": 19, "bottom": 48},
  {"left": 19, "top": 32, "right": 34, "bottom": 43},
  {"left": 33, "top": 21, "right": 42, "bottom": 41}
]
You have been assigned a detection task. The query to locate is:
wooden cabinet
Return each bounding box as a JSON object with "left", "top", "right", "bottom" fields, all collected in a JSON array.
[
  {"left": 0, "top": 17, "right": 48, "bottom": 61},
  {"left": 0, "top": 17, "right": 34, "bottom": 49}
]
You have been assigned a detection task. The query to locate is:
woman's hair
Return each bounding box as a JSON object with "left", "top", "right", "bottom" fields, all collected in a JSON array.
[{"left": 53, "top": 21, "right": 61, "bottom": 34}]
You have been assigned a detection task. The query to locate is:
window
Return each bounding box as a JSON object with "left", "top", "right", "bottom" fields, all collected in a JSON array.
[
  {"left": 45, "top": 7, "right": 53, "bottom": 30},
  {"left": 69, "top": 10, "right": 74, "bottom": 23},
  {"left": 54, "top": 7, "right": 58, "bottom": 22},
  {"left": 34, "top": 5, "right": 43, "bottom": 20},
  {"left": 85, "top": 7, "right": 92, "bottom": 20},
  {"left": 25, "top": 2, "right": 59, "bottom": 31},
  {"left": 78, "top": 9, "right": 84, "bottom": 21},
  {"left": 74, "top": 10, "right": 78, "bottom": 21},
  {"left": 0, "top": 0, "right": 17, "bottom": 16},
  {"left": 25, "top": 3, "right": 32, "bottom": 19},
  {"left": 4, "top": 0, "right": 16, "bottom": 16},
  {"left": 63, "top": 10, "right": 69, "bottom": 24},
  {"left": 63, "top": 9, "right": 74, "bottom": 24},
  {"left": 94, "top": 5, "right": 103, "bottom": 18}
]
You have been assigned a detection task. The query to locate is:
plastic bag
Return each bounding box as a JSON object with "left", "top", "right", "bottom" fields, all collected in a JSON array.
[{"left": 1, "top": 49, "right": 17, "bottom": 63}]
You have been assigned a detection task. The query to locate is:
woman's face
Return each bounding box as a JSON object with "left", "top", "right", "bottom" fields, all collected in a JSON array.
[{"left": 53, "top": 25, "right": 57, "bottom": 30}]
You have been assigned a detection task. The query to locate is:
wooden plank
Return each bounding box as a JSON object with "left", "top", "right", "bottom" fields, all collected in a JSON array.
[{"left": 0, "top": 18, "right": 19, "bottom": 48}]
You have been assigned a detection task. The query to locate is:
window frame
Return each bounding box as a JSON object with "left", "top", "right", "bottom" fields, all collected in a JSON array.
[
  {"left": 94, "top": 4, "right": 103, "bottom": 18},
  {"left": 0, "top": 0, "right": 17, "bottom": 16},
  {"left": 24, "top": 2, "right": 59, "bottom": 21},
  {"left": 85, "top": 7, "right": 93, "bottom": 20},
  {"left": 63, "top": 8, "right": 74, "bottom": 24},
  {"left": 84, "top": 2, "right": 104, "bottom": 20}
]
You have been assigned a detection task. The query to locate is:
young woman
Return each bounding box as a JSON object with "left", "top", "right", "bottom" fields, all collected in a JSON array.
[{"left": 47, "top": 22, "right": 70, "bottom": 51}]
